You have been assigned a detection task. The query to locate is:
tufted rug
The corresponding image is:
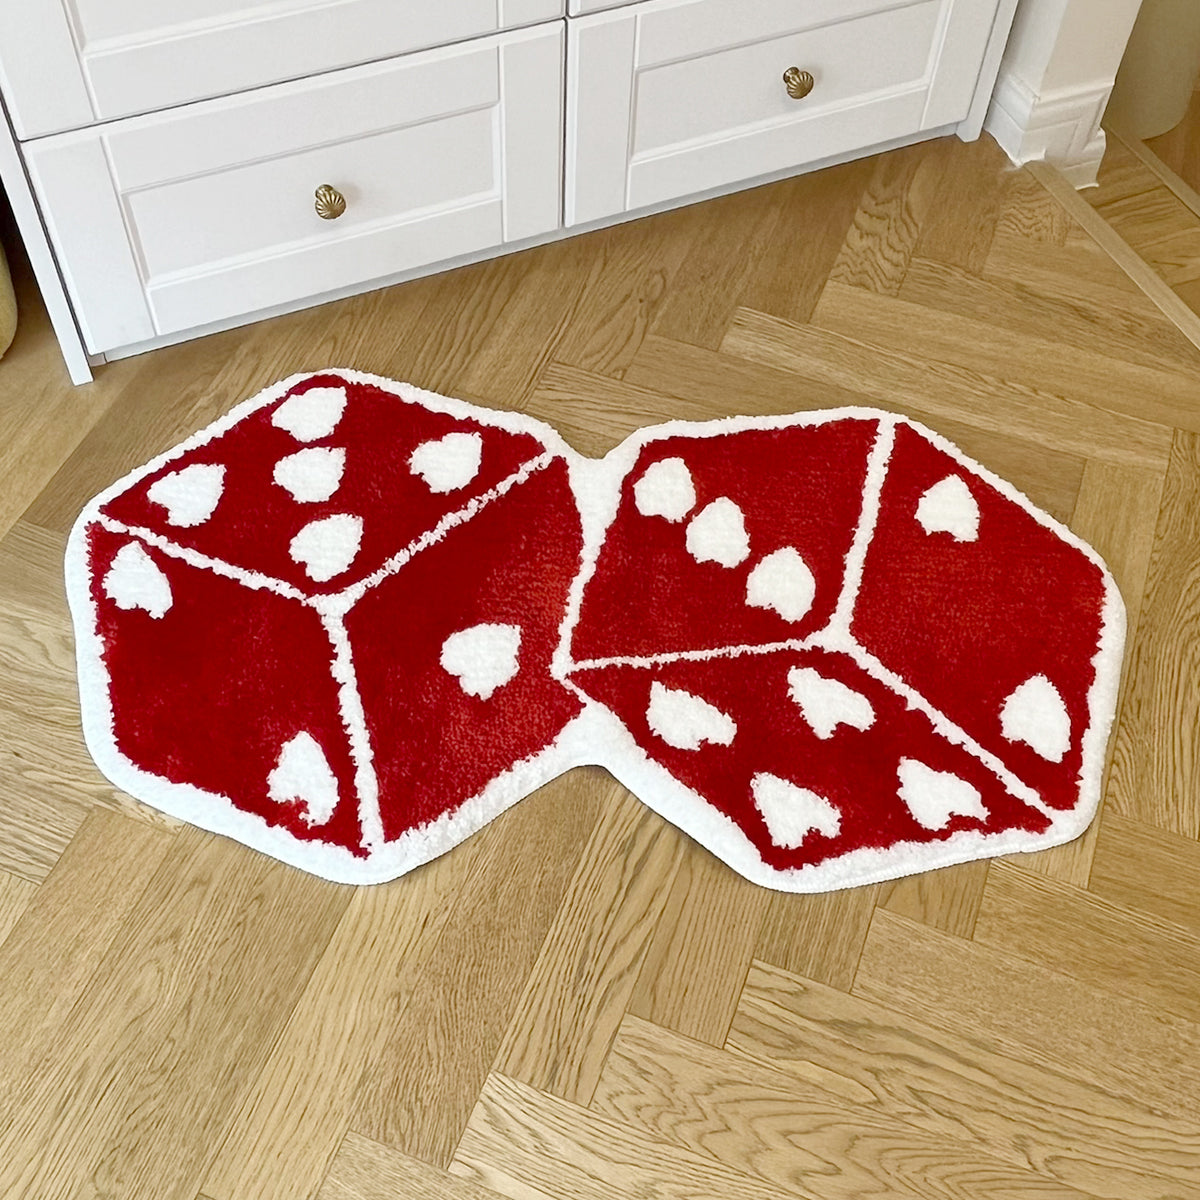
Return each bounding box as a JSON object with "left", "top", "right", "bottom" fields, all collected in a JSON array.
[{"left": 66, "top": 370, "right": 1124, "bottom": 889}]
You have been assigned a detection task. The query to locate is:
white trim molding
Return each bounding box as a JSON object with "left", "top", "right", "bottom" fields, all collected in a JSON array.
[{"left": 986, "top": 74, "right": 1111, "bottom": 187}]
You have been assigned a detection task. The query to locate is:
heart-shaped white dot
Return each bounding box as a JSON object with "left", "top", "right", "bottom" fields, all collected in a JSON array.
[
  {"left": 634, "top": 457, "right": 696, "bottom": 522},
  {"left": 751, "top": 773, "right": 841, "bottom": 848},
  {"left": 409, "top": 432, "right": 483, "bottom": 493},
  {"left": 146, "top": 463, "right": 225, "bottom": 527},
  {"left": 787, "top": 667, "right": 875, "bottom": 740},
  {"left": 289, "top": 514, "right": 363, "bottom": 582},
  {"left": 440, "top": 623, "right": 522, "bottom": 700},
  {"left": 1001, "top": 674, "right": 1071, "bottom": 762},
  {"left": 268, "top": 732, "right": 340, "bottom": 826},
  {"left": 916, "top": 475, "right": 979, "bottom": 541},
  {"left": 647, "top": 682, "right": 736, "bottom": 750},
  {"left": 102, "top": 541, "right": 173, "bottom": 618},
  {"left": 746, "top": 548, "right": 816, "bottom": 622},
  {"left": 685, "top": 498, "right": 750, "bottom": 568},
  {"left": 273, "top": 447, "right": 346, "bottom": 503},
  {"left": 897, "top": 759, "right": 987, "bottom": 830},
  {"left": 272, "top": 386, "right": 347, "bottom": 442}
]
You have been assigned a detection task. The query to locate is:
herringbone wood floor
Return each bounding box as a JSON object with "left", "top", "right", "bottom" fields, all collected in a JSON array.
[{"left": 2, "top": 133, "right": 1199, "bottom": 1200}]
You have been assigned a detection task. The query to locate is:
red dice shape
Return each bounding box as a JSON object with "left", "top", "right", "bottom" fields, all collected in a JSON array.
[
  {"left": 562, "top": 411, "right": 1123, "bottom": 890},
  {"left": 68, "top": 380, "right": 1123, "bottom": 890},
  {"left": 69, "top": 371, "right": 585, "bottom": 882}
]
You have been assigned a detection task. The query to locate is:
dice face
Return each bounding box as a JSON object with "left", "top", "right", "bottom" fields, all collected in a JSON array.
[
  {"left": 70, "top": 371, "right": 585, "bottom": 882},
  {"left": 100, "top": 373, "right": 549, "bottom": 596},
  {"left": 86, "top": 523, "right": 367, "bottom": 855},
  {"left": 570, "top": 418, "right": 879, "bottom": 662},
  {"left": 571, "top": 647, "right": 1051, "bottom": 879},
  {"left": 563, "top": 411, "right": 1123, "bottom": 890},
  {"left": 850, "top": 423, "right": 1110, "bottom": 812},
  {"left": 345, "top": 458, "right": 584, "bottom": 842}
]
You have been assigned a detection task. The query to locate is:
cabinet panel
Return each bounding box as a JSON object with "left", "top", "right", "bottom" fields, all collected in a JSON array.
[
  {"left": 567, "top": 0, "right": 999, "bottom": 225},
  {"left": 0, "top": 0, "right": 565, "bottom": 139},
  {"left": 25, "top": 25, "right": 564, "bottom": 352}
]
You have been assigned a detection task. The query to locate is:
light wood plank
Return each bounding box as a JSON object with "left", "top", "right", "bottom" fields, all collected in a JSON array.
[
  {"left": 650, "top": 177, "right": 798, "bottom": 349},
  {"left": 525, "top": 359, "right": 724, "bottom": 458},
  {"left": 0, "top": 808, "right": 175, "bottom": 1111},
  {"left": 755, "top": 883, "right": 879, "bottom": 992},
  {"left": 628, "top": 840, "right": 770, "bottom": 1046},
  {"left": 1107, "top": 430, "right": 1200, "bottom": 837},
  {"left": 352, "top": 771, "right": 603, "bottom": 1167},
  {"left": 993, "top": 168, "right": 1072, "bottom": 245},
  {"left": 719, "top": 307, "right": 1175, "bottom": 468},
  {"left": 811, "top": 278, "right": 1198, "bottom": 453},
  {"left": 451, "top": 1072, "right": 800, "bottom": 1200},
  {"left": 973, "top": 862, "right": 1200, "bottom": 1028},
  {"left": 855, "top": 908, "right": 1200, "bottom": 1122},
  {"left": 497, "top": 787, "right": 684, "bottom": 1105},
  {"left": 317, "top": 1132, "right": 508, "bottom": 1200},
  {"left": 1028, "top": 160, "right": 1200, "bottom": 362},
  {"left": 827, "top": 140, "right": 936, "bottom": 296},
  {"left": 202, "top": 843, "right": 481, "bottom": 1200},
  {"left": 912, "top": 134, "right": 1008, "bottom": 274},
  {"left": 735, "top": 958, "right": 1200, "bottom": 1200},
  {"left": 595, "top": 1014, "right": 1103, "bottom": 1200},
  {"left": 736, "top": 156, "right": 874, "bottom": 327},
  {"left": 0, "top": 826, "right": 349, "bottom": 1200},
  {"left": 0, "top": 870, "right": 37, "bottom": 949},
  {"left": 1089, "top": 812, "right": 1200, "bottom": 937},
  {"left": 877, "top": 859, "right": 989, "bottom": 939},
  {"left": 553, "top": 202, "right": 706, "bottom": 378}
]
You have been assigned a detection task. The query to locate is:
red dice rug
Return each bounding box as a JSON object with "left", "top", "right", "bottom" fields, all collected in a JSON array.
[{"left": 65, "top": 370, "right": 1125, "bottom": 890}]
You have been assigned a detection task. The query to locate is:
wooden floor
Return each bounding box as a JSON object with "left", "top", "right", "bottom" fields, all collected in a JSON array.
[{"left": 1, "top": 132, "right": 1199, "bottom": 1200}]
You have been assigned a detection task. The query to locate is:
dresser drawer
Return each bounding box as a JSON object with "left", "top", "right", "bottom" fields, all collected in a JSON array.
[
  {"left": 0, "top": 0, "right": 565, "bottom": 139},
  {"left": 567, "top": 0, "right": 1001, "bottom": 224},
  {"left": 25, "top": 25, "right": 564, "bottom": 355}
]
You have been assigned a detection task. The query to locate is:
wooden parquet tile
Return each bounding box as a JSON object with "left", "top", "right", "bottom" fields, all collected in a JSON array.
[{"left": 2, "top": 132, "right": 1199, "bottom": 1199}]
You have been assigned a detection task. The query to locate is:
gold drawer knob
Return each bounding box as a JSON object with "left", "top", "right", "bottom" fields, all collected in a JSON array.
[
  {"left": 314, "top": 184, "right": 347, "bottom": 220},
  {"left": 783, "top": 67, "right": 815, "bottom": 101}
]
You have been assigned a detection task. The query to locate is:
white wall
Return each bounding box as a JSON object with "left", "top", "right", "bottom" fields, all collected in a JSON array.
[{"left": 985, "top": 0, "right": 1144, "bottom": 185}]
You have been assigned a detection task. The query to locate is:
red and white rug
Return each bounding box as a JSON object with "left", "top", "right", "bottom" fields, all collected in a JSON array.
[{"left": 66, "top": 370, "right": 1124, "bottom": 890}]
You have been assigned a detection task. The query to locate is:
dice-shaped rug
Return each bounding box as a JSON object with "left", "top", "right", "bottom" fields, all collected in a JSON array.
[{"left": 66, "top": 370, "right": 1124, "bottom": 890}]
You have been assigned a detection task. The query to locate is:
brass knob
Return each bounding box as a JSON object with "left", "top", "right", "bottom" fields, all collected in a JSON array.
[
  {"left": 783, "top": 67, "right": 815, "bottom": 101},
  {"left": 314, "top": 184, "right": 346, "bottom": 220}
]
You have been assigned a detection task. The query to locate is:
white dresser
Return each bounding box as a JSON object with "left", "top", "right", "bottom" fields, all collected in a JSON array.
[{"left": 0, "top": 0, "right": 1017, "bottom": 380}]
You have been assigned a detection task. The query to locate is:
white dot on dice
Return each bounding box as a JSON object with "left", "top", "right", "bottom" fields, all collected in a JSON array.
[
  {"left": 634, "top": 457, "right": 696, "bottom": 522},
  {"left": 686, "top": 498, "right": 750, "bottom": 568},
  {"left": 103, "top": 541, "right": 173, "bottom": 619},
  {"left": 409, "top": 432, "right": 483, "bottom": 494},
  {"left": 897, "top": 758, "right": 987, "bottom": 830},
  {"left": 268, "top": 732, "right": 340, "bottom": 826},
  {"left": 647, "top": 681, "right": 737, "bottom": 750},
  {"left": 288, "top": 514, "right": 364, "bottom": 582},
  {"left": 787, "top": 667, "right": 875, "bottom": 739},
  {"left": 440, "top": 623, "right": 522, "bottom": 699},
  {"left": 1001, "top": 674, "right": 1071, "bottom": 762},
  {"left": 146, "top": 463, "right": 226, "bottom": 528},
  {"left": 746, "top": 548, "right": 816, "bottom": 622},
  {"left": 273, "top": 446, "right": 346, "bottom": 503},
  {"left": 751, "top": 772, "right": 841, "bottom": 848},
  {"left": 271, "top": 387, "right": 348, "bottom": 442},
  {"left": 915, "top": 475, "right": 980, "bottom": 542}
]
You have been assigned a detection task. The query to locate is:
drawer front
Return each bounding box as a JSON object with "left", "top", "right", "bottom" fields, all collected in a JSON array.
[
  {"left": 0, "top": 0, "right": 565, "bottom": 139},
  {"left": 26, "top": 25, "right": 564, "bottom": 353},
  {"left": 567, "top": 0, "right": 1000, "bottom": 224}
]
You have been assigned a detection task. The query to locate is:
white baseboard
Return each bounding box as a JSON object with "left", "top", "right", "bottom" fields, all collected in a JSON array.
[{"left": 984, "top": 73, "right": 1112, "bottom": 188}]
